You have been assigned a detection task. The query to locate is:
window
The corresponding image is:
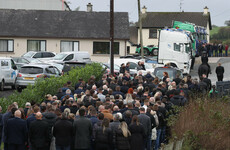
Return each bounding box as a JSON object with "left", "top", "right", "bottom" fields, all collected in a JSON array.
[
  {"left": 93, "top": 42, "right": 119, "bottom": 54},
  {"left": 0, "top": 40, "right": 14, "bottom": 52},
  {"left": 33, "top": 53, "right": 42, "bottom": 58},
  {"left": 46, "top": 67, "right": 56, "bottom": 74},
  {"left": 149, "top": 29, "right": 157, "bottom": 38},
  {"left": 174, "top": 43, "right": 183, "bottom": 52},
  {"left": 42, "top": 52, "right": 55, "bottom": 58},
  {"left": 129, "top": 62, "right": 138, "bottom": 69},
  {"left": 61, "top": 41, "right": 79, "bottom": 52},
  {"left": 64, "top": 54, "right": 74, "bottom": 61},
  {"left": 27, "top": 40, "right": 46, "bottom": 52}
]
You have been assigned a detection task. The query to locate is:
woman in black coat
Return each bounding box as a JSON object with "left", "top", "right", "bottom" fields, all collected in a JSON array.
[
  {"left": 115, "top": 121, "right": 131, "bottom": 150},
  {"left": 95, "top": 118, "right": 113, "bottom": 150},
  {"left": 129, "top": 115, "right": 145, "bottom": 150}
]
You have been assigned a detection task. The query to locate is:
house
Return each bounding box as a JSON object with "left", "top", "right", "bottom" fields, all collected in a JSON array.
[
  {"left": 0, "top": 0, "right": 70, "bottom": 11},
  {"left": 0, "top": 6, "right": 129, "bottom": 62},
  {"left": 129, "top": 6, "right": 212, "bottom": 54}
]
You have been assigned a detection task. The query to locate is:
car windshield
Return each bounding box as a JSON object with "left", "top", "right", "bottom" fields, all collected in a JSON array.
[
  {"left": 145, "top": 63, "right": 153, "bottom": 69},
  {"left": 22, "top": 52, "right": 34, "bottom": 57},
  {"left": 27, "top": 58, "right": 42, "bottom": 63},
  {"left": 20, "top": 67, "right": 43, "bottom": 74},
  {"left": 155, "top": 69, "right": 174, "bottom": 80},
  {"left": 53, "top": 53, "right": 68, "bottom": 60}
]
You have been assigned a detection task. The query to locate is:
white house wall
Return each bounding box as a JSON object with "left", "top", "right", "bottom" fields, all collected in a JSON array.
[
  {"left": 137, "top": 29, "right": 159, "bottom": 47},
  {"left": 0, "top": 37, "right": 126, "bottom": 63}
]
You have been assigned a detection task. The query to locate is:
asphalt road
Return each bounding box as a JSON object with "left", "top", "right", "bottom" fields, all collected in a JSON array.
[{"left": 0, "top": 86, "right": 15, "bottom": 98}]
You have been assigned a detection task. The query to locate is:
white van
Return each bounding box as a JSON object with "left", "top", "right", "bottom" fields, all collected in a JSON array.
[
  {"left": 44, "top": 51, "right": 91, "bottom": 63},
  {"left": 0, "top": 57, "right": 18, "bottom": 90}
]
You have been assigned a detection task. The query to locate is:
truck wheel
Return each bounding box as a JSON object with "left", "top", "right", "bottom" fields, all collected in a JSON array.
[{"left": 0, "top": 80, "right": 4, "bottom": 91}]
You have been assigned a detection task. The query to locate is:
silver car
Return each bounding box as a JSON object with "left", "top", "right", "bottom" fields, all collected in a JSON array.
[{"left": 16, "top": 64, "right": 61, "bottom": 92}]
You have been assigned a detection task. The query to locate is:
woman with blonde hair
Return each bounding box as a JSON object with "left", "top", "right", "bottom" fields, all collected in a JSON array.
[{"left": 115, "top": 121, "right": 131, "bottom": 150}]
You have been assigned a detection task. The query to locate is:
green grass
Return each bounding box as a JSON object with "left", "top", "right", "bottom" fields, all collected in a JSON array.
[{"left": 210, "top": 26, "right": 221, "bottom": 36}]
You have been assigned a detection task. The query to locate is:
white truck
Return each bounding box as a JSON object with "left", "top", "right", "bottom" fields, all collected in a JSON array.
[
  {"left": 157, "top": 29, "right": 192, "bottom": 74},
  {"left": 0, "top": 57, "right": 18, "bottom": 90}
]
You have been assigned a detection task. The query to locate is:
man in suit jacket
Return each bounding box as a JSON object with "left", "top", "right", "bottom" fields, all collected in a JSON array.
[
  {"left": 5, "top": 110, "right": 27, "bottom": 150},
  {"left": 73, "top": 108, "right": 92, "bottom": 150},
  {"left": 29, "top": 112, "right": 50, "bottom": 150},
  {"left": 138, "top": 107, "right": 151, "bottom": 150}
]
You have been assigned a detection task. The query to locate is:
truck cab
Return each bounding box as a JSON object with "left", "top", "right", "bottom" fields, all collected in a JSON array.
[
  {"left": 0, "top": 57, "right": 18, "bottom": 90},
  {"left": 158, "top": 29, "right": 192, "bottom": 74}
]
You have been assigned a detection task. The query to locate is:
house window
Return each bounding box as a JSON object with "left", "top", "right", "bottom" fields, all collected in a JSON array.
[
  {"left": 149, "top": 29, "right": 157, "bottom": 38},
  {"left": 27, "top": 40, "right": 46, "bottom": 52},
  {"left": 0, "top": 40, "right": 14, "bottom": 52},
  {"left": 60, "top": 41, "right": 79, "bottom": 52},
  {"left": 93, "top": 42, "right": 119, "bottom": 54}
]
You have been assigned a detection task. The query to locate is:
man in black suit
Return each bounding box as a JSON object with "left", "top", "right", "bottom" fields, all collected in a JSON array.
[
  {"left": 215, "top": 63, "right": 225, "bottom": 81},
  {"left": 5, "top": 110, "right": 27, "bottom": 150},
  {"left": 29, "top": 112, "right": 50, "bottom": 150},
  {"left": 73, "top": 108, "right": 92, "bottom": 150}
]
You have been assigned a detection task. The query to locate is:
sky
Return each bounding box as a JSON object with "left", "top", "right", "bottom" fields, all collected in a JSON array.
[{"left": 67, "top": 0, "right": 230, "bottom": 27}]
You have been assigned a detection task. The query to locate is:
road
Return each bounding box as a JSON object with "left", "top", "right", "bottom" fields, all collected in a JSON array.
[
  {"left": 0, "top": 57, "right": 230, "bottom": 99},
  {"left": 190, "top": 57, "right": 230, "bottom": 84}
]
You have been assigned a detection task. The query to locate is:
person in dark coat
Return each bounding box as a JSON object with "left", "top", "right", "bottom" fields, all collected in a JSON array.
[
  {"left": 198, "top": 63, "right": 211, "bottom": 79},
  {"left": 2, "top": 104, "right": 16, "bottom": 150},
  {"left": 120, "top": 63, "right": 126, "bottom": 74},
  {"left": 53, "top": 112, "right": 73, "bottom": 150},
  {"left": 73, "top": 108, "right": 92, "bottom": 150},
  {"left": 95, "top": 118, "right": 113, "bottom": 150},
  {"left": 115, "top": 122, "right": 131, "bottom": 150},
  {"left": 137, "top": 107, "right": 151, "bottom": 150},
  {"left": 29, "top": 112, "right": 50, "bottom": 150},
  {"left": 129, "top": 115, "right": 145, "bottom": 150},
  {"left": 215, "top": 63, "right": 225, "bottom": 81},
  {"left": 6, "top": 110, "right": 27, "bottom": 150},
  {"left": 170, "top": 90, "right": 187, "bottom": 106}
]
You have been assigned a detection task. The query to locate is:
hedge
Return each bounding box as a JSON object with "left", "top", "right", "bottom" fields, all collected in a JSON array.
[{"left": 0, "top": 63, "right": 104, "bottom": 112}]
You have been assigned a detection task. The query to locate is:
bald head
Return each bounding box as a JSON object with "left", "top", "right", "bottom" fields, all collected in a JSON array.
[
  {"left": 35, "top": 112, "right": 42, "bottom": 120},
  {"left": 14, "top": 110, "right": 21, "bottom": 118}
]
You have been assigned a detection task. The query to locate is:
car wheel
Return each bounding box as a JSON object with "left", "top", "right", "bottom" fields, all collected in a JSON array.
[{"left": 0, "top": 80, "right": 4, "bottom": 91}]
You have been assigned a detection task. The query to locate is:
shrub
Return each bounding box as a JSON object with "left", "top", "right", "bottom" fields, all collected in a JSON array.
[
  {"left": 0, "top": 63, "right": 104, "bottom": 112},
  {"left": 170, "top": 98, "right": 230, "bottom": 150}
]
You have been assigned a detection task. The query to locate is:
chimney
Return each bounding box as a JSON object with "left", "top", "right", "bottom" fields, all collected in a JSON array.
[
  {"left": 203, "top": 6, "right": 209, "bottom": 15},
  {"left": 87, "top": 3, "right": 93, "bottom": 12},
  {"left": 142, "top": 6, "right": 147, "bottom": 14}
]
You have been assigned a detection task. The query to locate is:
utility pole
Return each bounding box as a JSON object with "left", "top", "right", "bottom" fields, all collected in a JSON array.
[
  {"left": 138, "top": 0, "right": 144, "bottom": 59},
  {"left": 110, "top": 0, "right": 114, "bottom": 75}
]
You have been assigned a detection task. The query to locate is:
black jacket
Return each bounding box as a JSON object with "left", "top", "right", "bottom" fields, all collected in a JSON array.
[
  {"left": 53, "top": 119, "right": 73, "bottom": 146},
  {"left": 73, "top": 116, "right": 92, "bottom": 149},
  {"left": 216, "top": 66, "right": 224, "bottom": 76},
  {"left": 198, "top": 64, "right": 210, "bottom": 77},
  {"left": 6, "top": 117, "right": 27, "bottom": 145},
  {"left": 129, "top": 123, "right": 145, "bottom": 150},
  {"left": 95, "top": 126, "right": 113, "bottom": 150},
  {"left": 29, "top": 119, "right": 50, "bottom": 148},
  {"left": 115, "top": 128, "right": 130, "bottom": 150},
  {"left": 137, "top": 113, "right": 151, "bottom": 136}
]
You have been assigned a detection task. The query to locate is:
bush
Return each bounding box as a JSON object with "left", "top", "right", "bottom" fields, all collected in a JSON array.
[
  {"left": 170, "top": 98, "right": 230, "bottom": 150},
  {"left": 0, "top": 63, "right": 104, "bottom": 112}
]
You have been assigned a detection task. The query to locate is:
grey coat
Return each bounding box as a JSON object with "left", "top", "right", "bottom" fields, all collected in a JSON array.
[
  {"left": 73, "top": 116, "right": 92, "bottom": 149},
  {"left": 138, "top": 113, "right": 151, "bottom": 136}
]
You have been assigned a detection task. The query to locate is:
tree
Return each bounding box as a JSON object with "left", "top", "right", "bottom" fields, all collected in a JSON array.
[{"left": 224, "top": 20, "right": 230, "bottom": 26}]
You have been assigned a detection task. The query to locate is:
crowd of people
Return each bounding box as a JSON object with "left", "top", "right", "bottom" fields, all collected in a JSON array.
[
  {"left": 0, "top": 66, "right": 219, "bottom": 150},
  {"left": 200, "top": 42, "right": 229, "bottom": 57}
]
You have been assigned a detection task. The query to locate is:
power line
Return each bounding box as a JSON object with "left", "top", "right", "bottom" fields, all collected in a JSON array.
[{"left": 213, "top": 8, "right": 230, "bottom": 18}]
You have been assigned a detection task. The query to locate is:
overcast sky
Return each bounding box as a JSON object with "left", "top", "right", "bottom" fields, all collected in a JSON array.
[{"left": 68, "top": 0, "right": 230, "bottom": 27}]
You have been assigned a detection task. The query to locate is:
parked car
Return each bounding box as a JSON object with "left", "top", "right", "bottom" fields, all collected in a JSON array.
[
  {"left": 102, "top": 63, "right": 120, "bottom": 76},
  {"left": 0, "top": 57, "right": 18, "bottom": 90},
  {"left": 62, "top": 61, "right": 92, "bottom": 74},
  {"left": 16, "top": 64, "right": 61, "bottom": 92},
  {"left": 12, "top": 57, "right": 42, "bottom": 69},
  {"left": 46, "top": 51, "right": 91, "bottom": 63},
  {"left": 114, "top": 58, "right": 155, "bottom": 76},
  {"left": 153, "top": 67, "right": 183, "bottom": 81},
  {"left": 22, "top": 51, "right": 56, "bottom": 59}
]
